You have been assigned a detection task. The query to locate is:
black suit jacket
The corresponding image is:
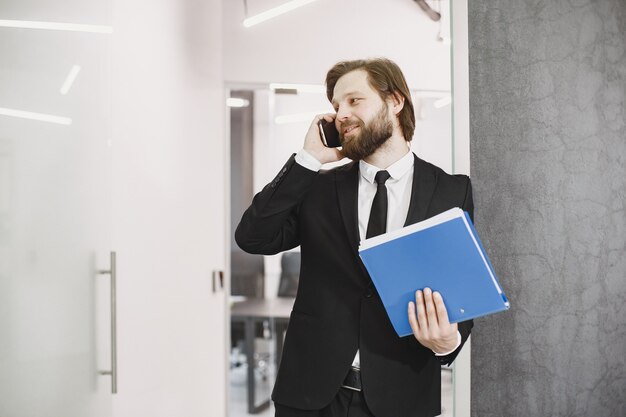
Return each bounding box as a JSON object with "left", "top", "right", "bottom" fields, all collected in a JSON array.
[{"left": 235, "top": 153, "right": 474, "bottom": 417}]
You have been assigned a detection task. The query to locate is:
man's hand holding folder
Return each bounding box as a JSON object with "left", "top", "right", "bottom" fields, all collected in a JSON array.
[
  {"left": 359, "top": 207, "right": 510, "bottom": 338},
  {"left": 408, "top": 288, "right": 458, "bottom": 354}
]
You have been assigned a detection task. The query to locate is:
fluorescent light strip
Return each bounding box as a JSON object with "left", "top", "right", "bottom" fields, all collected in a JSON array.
[
  {"left": 275, "top": 111, "right": 328, "bottom": 125},
  {"left": 60, "top": 65, "right": 82, "bottom": 95},
  {"left": 270, "top": 83, "right": 325, "bottom": 94},
  {"left": 0, "top": 19, "right": 113, "bottom": 34},
  {"left": 434, "top": 96, "right": 452, "bottom": 108},
  {"left": 0, "top": 107, "right": 72, "bottom": 125},
  {"left": 243, "top": 0, "right": 318, "bottom": 28},
  {"left": 226, "top": 98, "right": 250, "bottom": 108}
]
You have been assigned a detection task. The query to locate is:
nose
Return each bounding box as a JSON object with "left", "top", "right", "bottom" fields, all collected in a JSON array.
[{"left": 335, "top": 104, "right": 352, "bottom": 123}]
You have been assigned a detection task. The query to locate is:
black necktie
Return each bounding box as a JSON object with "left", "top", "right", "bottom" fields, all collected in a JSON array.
[{"left": 366, "top": 170, "right": 391, "bottom": 239}]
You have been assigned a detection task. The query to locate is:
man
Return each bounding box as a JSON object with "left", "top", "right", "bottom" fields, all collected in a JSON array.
[{"left": 235, "top": 58, "right": 474, "bottom": 417}]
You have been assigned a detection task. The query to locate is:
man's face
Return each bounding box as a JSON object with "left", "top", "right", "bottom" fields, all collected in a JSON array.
[{"left": 331, "top": 70, "right": 394, "bottom": 161}]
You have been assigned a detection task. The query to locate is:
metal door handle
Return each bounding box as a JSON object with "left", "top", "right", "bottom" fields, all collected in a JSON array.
[
  {"left": 212, "top": 270, "right": 224, "bottom": 293},
  {"left": 98, "top": 251, "right": 117, "bottom": 394}
]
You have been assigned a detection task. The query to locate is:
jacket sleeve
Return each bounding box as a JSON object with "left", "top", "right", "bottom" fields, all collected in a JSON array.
[
  {"left": 235, "top": 154, "right": 318, "bottom": 255},
  {"left": 437, "top": 176, "right": 475, "bottom": 366}
]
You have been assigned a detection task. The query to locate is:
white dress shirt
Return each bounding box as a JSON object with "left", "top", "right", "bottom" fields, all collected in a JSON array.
[{"left": 294, "top": 149, "right": 462, "bottom": 368}]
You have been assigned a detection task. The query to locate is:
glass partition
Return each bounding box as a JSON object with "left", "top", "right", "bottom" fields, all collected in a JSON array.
[
  {"left": 224, "top": 1, "right": 470, "bottom": 416},
  {"left": 0, "top": 1, "right": 114, "bottom": 415}
]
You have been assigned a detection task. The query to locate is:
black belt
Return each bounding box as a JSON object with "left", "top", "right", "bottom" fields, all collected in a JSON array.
[{"left": 341, "top": 367, "right": 362, "bottom": 392}]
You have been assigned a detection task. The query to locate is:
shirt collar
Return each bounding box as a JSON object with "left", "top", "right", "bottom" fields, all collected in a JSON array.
[{"left": 359, "top": 150, "right": 414, "bottom": 184}]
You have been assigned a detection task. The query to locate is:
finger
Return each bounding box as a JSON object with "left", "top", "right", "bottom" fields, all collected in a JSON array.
[
  {"left": 433, "top": 291, "right": 450, "bottom": 326},
  {"left": 424, "top": 288, "right": 439, "bottom": 328},
  {"left": 312, "top": 113, "right": 327, "bottom": 124},
  {"left": 315, "top": 113, "right": 335, "bottom": 123},
  {"left": 323, "top": 113, "right": 336, "bottom": 123},
  {"left": 408, "top": 301, "right": 420, "bottom": 335},
  {"left": 415, "top": 290, "right": 429, "bottom": 330}
]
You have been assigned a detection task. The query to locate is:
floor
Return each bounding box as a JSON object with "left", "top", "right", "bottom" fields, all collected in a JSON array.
[
  {"left": 228, "top": 358, "right": 453, "bottom": 417},
  {"left": 229, "top": 360, "right": 276, "bottom": 417}
]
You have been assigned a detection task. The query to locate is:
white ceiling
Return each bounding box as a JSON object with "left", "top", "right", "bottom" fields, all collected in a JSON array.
[{"left": 222, "top": 0, "right": 452, "bottom": 91}]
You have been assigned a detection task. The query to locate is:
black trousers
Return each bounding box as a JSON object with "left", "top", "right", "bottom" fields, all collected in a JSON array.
[{"left": 275, "top": 388, "right": 376, "bottom": 417}]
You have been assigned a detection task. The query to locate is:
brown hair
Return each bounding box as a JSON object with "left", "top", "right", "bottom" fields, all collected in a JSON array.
[{"left": 325, "top": 58, "right": 416, "bottom": 141}]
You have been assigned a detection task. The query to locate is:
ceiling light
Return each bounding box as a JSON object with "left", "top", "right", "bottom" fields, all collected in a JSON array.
[
  {"left": 0, "top": 19, "right": 113, "bottom": 34},
  {"left": 243, "top": 0, "right": 318, "bottom": 28},
  {"left": 60, "top": 65, "right": 82, "bottom": 95},
  {"left": 227, "top": 98, "right": 250, "bottom": 108},
  {"left": 0, "top": 107, "right": 72, "bottom": 125}
]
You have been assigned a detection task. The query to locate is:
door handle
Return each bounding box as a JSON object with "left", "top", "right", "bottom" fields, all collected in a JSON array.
[
  {"left": 98, "top": 251, "right": 117, "bottom": 394},
  {"left": 212, "top": 270, "right": 224, "bottom": 293}
]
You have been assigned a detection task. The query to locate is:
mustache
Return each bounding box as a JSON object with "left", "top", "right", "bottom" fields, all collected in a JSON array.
[{"left": 340, "top": 120, "right": 362, "bottom": 130}]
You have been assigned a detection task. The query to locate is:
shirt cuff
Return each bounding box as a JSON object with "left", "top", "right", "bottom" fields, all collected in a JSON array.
[
  {"left": 295, "top": 149, "right": 323, "bottom": 172},
  {"left": 433, "top": 331, "right": 462, "bottom": 356}
]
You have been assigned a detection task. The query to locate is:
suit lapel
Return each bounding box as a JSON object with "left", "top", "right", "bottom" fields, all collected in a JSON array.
[
  {"left": 404, "top": 154, "right": 438, "bottom": 226},
  {"left": 335, "top": 154, "right": 438, "bottom": 257},
  {"left": 336, "top": 161, "right": 374, "bottom": 284},
  {"left": 335, "top": 161, "right": 361, "bottom": 255}
]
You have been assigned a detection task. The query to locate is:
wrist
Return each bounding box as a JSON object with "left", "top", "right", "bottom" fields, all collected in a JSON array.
[
  {"left": 435, "top": 340, "right": 455, "bottom": 353},
  {"left": 303, "top": 147, "right": 322, "bottom": 161},
  {"left": 296, "top": 149, "right": 323, "bottom": 171},
  {"left": 303, "top": 146, "right": 342, "bottom": 165},
  {"left": 433, "top": 331, "right": 462, "bottom": 356}
]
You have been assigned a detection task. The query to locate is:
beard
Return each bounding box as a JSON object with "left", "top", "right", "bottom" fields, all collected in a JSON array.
[{"left": 339, "top": 104, "right": 394, "bottom": 161}]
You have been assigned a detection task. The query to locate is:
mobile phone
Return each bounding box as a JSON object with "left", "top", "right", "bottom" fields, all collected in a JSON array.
[{"left": 318, "top": 119, "right": 341, "bottom": 148}]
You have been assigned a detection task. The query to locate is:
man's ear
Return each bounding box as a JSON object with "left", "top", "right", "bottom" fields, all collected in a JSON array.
[{"left": 389, "top": 91, "right": 405, "bottom": 115}]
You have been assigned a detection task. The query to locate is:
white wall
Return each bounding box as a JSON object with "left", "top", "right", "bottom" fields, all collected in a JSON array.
[
  {"left": 111, "top": 0, "right": 227, "bottom": 415},
  {"left": 223, "top": 0, "right": 452, "bottom": 90}
]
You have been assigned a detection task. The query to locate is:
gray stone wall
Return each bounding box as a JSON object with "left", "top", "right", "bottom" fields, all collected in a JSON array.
[{"left": 468, "top": 1, "right": 626, "bottom": 416}]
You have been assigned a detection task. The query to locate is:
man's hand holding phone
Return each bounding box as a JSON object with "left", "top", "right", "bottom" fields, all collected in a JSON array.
[{"left": 303, "top": 114, "right": 344, "bottom": 165}]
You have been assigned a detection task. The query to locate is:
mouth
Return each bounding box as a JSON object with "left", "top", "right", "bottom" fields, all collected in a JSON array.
[{"left": 343, "top": 125, "right": 359, "bottom": 136}]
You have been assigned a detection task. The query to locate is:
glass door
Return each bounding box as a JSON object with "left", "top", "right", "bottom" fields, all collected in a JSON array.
[{"left": 0, "top": 1, "right": 114, "bottom": 415}]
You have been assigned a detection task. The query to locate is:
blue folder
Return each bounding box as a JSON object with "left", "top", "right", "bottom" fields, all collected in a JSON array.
[{"left": 359, "top": 207, "right": 510, "bottom": 337}]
